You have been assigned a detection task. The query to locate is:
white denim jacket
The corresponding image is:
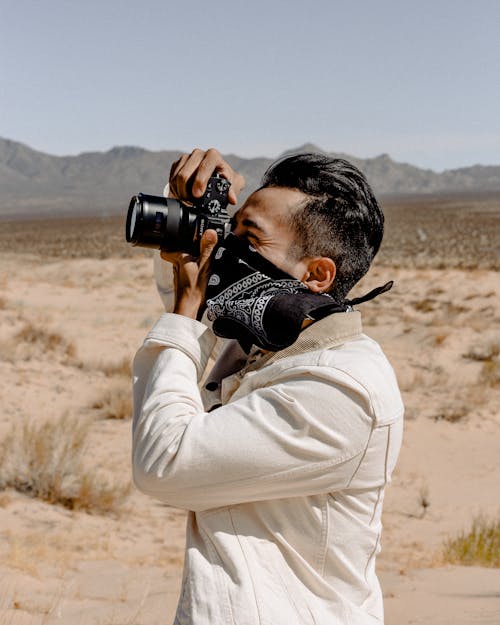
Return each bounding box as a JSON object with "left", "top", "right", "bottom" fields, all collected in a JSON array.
[{"left": 132, "top": 311, "right": 404, "bottom": 625}]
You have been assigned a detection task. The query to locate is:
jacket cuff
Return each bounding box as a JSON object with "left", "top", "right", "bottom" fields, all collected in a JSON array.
[{"left": 144, "top": 313, "right": 217, "bottom": 380}]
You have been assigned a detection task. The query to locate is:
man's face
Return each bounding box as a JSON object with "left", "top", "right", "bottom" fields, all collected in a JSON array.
[{"left": 230, "top": 187, "right": 310, "bottom": 281}]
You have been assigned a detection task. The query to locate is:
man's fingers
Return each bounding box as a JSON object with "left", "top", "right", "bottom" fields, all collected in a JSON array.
[
  {"left": 193, "top": 154, "right": 246, "bottom": 204},
  {"left": 170, "top": 149, "right": 206, "bottom": 200},
  {"left": 160, "top": 230, "right": 216, "bottom": 269},
  {"left": 169, "top": 155, "right": 188, "bottom": 198},
  {"left": 191, "top": 149, "right": 226, "bottom": 198},
  {"left": 160, "top": 249, "right": 191, "bottom": 264},
  {"left": 170, "top": 148, "right": 245, "bottom": 205},
  {"left": 169, "top": 154, "right": 187, "bottom": 180}
]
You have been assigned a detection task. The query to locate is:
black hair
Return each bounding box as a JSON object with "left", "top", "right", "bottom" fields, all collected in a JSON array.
[{"left": 261, "top": 153, "right": 384, "bottom": 300}]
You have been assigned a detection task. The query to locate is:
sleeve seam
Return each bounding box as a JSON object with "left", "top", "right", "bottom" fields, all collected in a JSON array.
[{"left": 148, "top": 441, "right": 368, "bottom": 495}]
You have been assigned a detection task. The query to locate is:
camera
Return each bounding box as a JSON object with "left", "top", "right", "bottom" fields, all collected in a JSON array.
[{"left": 125, "top": 174, "right": 231, "bottom": 255}]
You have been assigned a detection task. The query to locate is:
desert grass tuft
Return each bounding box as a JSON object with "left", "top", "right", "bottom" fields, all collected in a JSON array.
[
  {"left": 0, "top": 414, "right": 130, "bottom": 513},
  {"left": 417, "top": 483, "right": 430, "bottom": 518},
  {"left": 463, "top": 340, "right": 500, "bottom": 388},
  {"left": 433, "top": 331, "right": 449, "bottom": 346},
  {"left": 16, "top": 322, "right": 75, "bottom": 353},
  {"left": 463, "top": 340, "right": 500, "bottom": 362},
  {"left": 78, "top": 355, "right": 132, "bottom": 378},
  {"left": 92, "top": 379, "right": 132, "bottom": 419},
  {"left": 412, "top": 298, "right": 437, "bottom": 313},
  {"left": 432, "top": 404, "right": 468, "bottom": 423},
  {"left": 440, "top": 515, "right": 500, "bottom": 567},
  {"left": 480, "top": 359, "right": 500, "bottom": 387},
  {"left": 100, "top": 356, "right": 132, "bottom": 378},
  {"left": 1, "top": 321, "right": 76, "bottom": 363}
]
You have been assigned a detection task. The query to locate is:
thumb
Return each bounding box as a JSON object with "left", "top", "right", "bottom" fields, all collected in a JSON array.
[{"left": 198, "top": 229, "right": 218, "bottom": 266}]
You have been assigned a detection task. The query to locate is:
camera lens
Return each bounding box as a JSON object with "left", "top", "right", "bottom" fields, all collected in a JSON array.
[
  {"left": 127, "top": 198, "right": 139, "bottom": 241},
  {"left": 125, "top": 193, "right": 196, "bottom": 251}
]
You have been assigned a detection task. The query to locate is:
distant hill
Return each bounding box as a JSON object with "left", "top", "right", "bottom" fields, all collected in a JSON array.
[{"left": 1, "top": 137, "right": 499, "bottom": 218}]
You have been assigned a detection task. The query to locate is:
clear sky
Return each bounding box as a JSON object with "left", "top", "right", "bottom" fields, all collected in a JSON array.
[{"left": 1, "top": 0, "right": 499, "bottom": 171}]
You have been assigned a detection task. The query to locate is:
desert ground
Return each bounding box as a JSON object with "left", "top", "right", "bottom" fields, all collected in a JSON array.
[{"left": 0, "top": 193, "right": 499, "bottom": 624}]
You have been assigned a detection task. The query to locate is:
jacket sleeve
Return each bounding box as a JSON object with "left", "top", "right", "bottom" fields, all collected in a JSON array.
[{"left": 132, "top": 314, "right": 374, "bottom": 511}]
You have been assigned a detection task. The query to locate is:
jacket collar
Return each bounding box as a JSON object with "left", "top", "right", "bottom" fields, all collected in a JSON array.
[
  {"left": 265, "top": 310, "right": 363, "bottom": 364},
  {"left": 206, "top": 311, "right": 363, "bottom": 388}
]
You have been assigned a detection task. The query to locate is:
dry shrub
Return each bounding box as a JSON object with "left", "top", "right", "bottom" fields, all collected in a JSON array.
[
  {"left": 432, "top": 404, "right": 468, "bottom": 423},
  {"left": 463, "top": 340, "right": 500, "bottom": 387},
  {"left": 77, "top": 355, "right": 132, "bottom": 378},
  {"left": 16, "top": 322, "right": 72, "bottom": 351},
  {"left": 463, "top": 340, "right": 500, "bottom": 362},
  {"left": 440, "top": 515, "right": 500, "bottom": 567},
  {"left": 100, "top": 356, "right": 132, "bottom": 378},
  {"left": 417, "top": 483, "right": 430, "bottom": 518},
  {"left": 412, "top": 299, "right": 469, "bottom": 318},
  {"left": 0, "top": 414, "right": 130, "bottom": 513},
  {"left": 427, "top": 286, "right": 445, "bottom": 296},
  {"left": 481, "top": 359, "right": 500, "bottom": 388},
  {"left": 412, "top": 298, "right": 437, "bottom": 313},
  {"left": 92, "top": 379, "right": 132, "bottom": 419},
  {"left": 433, "top": 332, "right": 448, "bottom": 346},
  {"left": 464, "top": 290, "right": 496, "bottom": 301},
  {"left": 444, "top": 302, "right": 469, "bottom": 316},
  {"left": 1, "top": 321, "right": 76, "bottom": 363}
]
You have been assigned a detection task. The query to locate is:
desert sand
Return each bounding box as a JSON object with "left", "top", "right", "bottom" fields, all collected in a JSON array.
[{"left": 0, "top": 209, "right": 499, "bottom": 624}]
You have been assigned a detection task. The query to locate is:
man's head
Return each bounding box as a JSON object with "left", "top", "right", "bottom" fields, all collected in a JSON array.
[{"left": 232, "top": 153, "right": 384, "bottom": 301}]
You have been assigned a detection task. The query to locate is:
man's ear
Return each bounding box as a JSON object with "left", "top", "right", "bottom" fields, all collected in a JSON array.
[{"left": 302, "top": 257, "right": 336, "bottom": 293}]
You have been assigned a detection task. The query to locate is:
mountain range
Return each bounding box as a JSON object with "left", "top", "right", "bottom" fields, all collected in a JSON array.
[{"left": 1, "top": 137, "right": 499, "bottom": 218}]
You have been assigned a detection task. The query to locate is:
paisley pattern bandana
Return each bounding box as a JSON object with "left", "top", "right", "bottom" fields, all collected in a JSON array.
[{"left": 205, "top": 234, "right": 349, "bottom": 352}]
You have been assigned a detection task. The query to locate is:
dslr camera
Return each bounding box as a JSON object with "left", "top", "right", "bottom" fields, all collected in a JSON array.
[{"left": 126, "top": 174, "right": 231, "bottom": 255}]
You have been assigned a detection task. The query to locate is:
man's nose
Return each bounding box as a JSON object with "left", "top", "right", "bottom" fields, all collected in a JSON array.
[{"left": 230, "top": 217, "right": 245, "bottom": 237}]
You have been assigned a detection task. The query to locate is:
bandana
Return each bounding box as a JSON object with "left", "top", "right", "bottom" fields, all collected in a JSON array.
[{"left": 205, "top": 234, "right": 354, "bottom": 352}]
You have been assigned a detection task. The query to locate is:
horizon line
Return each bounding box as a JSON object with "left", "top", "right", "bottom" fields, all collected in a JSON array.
[{"left": 1, "top": 135, "right": 499, "bottom": 174}]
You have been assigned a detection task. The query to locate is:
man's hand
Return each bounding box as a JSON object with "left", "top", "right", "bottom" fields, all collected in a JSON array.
[
  {"left": 169, "top": 148, "right": 245, "bottom": 205},
  {"left": 159, "top": 148, "right": 244, "bottom": 319},
  {"left": 160, "top": 229, "right": 218, "bottom": 320}
]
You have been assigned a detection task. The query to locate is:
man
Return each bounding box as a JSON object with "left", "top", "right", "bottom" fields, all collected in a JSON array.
[{"left": 132, "top": 148, "right": 404, "bottom": 624}]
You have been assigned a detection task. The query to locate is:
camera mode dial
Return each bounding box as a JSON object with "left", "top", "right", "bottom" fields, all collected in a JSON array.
[{"left": 208, "top": 199, "right": 222, "bottom": 214}]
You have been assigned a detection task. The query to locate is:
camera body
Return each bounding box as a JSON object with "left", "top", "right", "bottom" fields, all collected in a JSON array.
[{"left": 126, "top": 174, "right": 231, "bottom": 255}]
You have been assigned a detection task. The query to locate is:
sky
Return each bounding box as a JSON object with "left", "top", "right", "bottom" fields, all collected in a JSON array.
[{"left": 1, "top": 0, "right": 499, "bottom": 171}]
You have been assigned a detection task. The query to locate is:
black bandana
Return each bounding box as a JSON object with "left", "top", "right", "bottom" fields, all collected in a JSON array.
[{"left": 205, "top": 234, "right": 350, "bottom": 352}]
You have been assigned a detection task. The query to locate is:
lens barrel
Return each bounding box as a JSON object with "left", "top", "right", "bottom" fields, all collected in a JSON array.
[
  {"left": 125, "top": 193, "right": 196, "bottom": 251},
  {"left": 126, "top": 175, "right": 231, "bottom": 253}
]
